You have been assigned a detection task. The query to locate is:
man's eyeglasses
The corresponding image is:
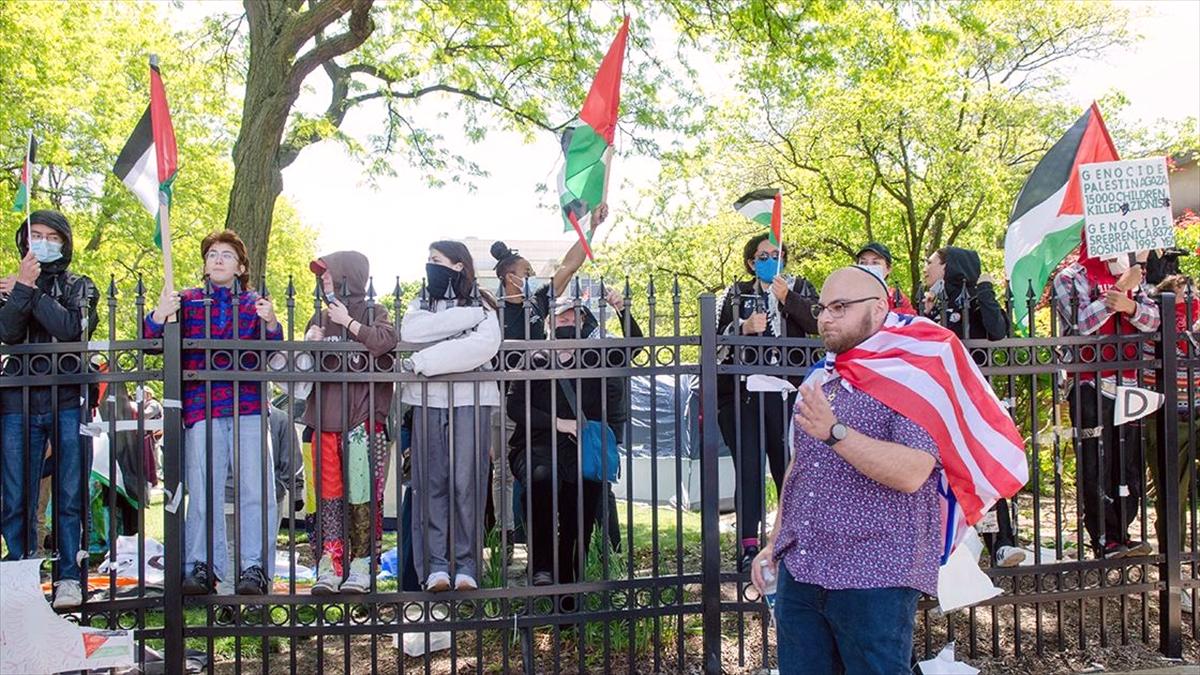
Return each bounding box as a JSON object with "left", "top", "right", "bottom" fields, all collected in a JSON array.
[
  {"left": 754, "top": 252, "right": 781, "bottom": 262},
  {"left": 811, "top": 296, "right": 880, "bottom": 319},
  {"left": 29, "top": 232, "right": 63, "bottom": 244}
]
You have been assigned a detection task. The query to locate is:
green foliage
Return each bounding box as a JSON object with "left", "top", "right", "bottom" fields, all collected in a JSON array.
[{"left": 0, "top": 1, "right": 317, "bottom": 339}]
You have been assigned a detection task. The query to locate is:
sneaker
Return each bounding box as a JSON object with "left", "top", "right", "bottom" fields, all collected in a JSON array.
[
  {"left": 1123, "top": 539, "right": 1153, "bottom": 557},
  {"left": 311, "top": 557, "right": 339, "bottom": 596},
  {"left": 235, "top": 565, "right": 269, "bottom": 595},
  {"left": 339, "top": 557, "right": 371, "bottom": 594},
  {"left": 994, "top": 546, "right": 1026, "bottom": 568},
  {"left": 739, "top": 545, "right": 759, "bottom": 572},
  {"left": 1101, "top": 541, "right": 1128, "bottom": 560},
  {"left": 425, "top": 571, "right": 451, "bottom": 592},
  {"left": 532, "top": 571, "right": 554, "bottom": 587},
  {"left": 454, "top": 574, "right": 478, "bottom": 591},
  {"left": 181, "top": 562, "right": 215, "bottom": 596},
  {"left": 52, "top": 580, "right": 82, "bottom": 609}
]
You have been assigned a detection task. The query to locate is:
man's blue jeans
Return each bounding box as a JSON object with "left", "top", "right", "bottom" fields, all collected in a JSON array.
[
  {"left": 775, "top": 564, "right": 919, "bottom": 675},
  {"left": 1, "top": 408, "right": 92, "bottom": 581}
]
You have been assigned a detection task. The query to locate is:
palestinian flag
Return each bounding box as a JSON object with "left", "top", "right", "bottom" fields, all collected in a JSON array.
[
  {"left": 1004, "top": 102, "right": 1117, "bottom": 328},
  {"left": 11, "top": 131, "right": 37, "bottom": 213},
  {"left": 733, "top": 188, "right": 782, "bottom": 245},
  {"left": 558, "top": 15, "right": 629, "bottom": 261},
  {"left": 113, "top": 56, "right": 178, "bottom": 250}
]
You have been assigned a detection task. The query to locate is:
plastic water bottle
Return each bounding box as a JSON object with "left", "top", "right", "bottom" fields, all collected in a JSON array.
[{"left": 759, "top": 559, "right": 778, "bottom": 624}]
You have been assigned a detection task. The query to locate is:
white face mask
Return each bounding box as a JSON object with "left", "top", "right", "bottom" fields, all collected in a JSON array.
[
  {"left": 860, "top": 264, "right": 886, "bottom": 282},
  {"left": 1105, "top": 256, "right": 1130, "bottom": 276}
]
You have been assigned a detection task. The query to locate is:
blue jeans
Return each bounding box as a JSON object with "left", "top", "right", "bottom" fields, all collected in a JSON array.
[
  {"left": 1, "top": 408, "right": 91, "bottom": 581},
  {"left": 775, "top": 564, "right": 919, "bottom": 675},
  {"left": 183, "top": 417, "right": 275, "bottom": 582}
]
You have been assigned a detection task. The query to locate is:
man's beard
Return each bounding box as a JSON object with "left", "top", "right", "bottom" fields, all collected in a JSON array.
[{"left": 820, "top": 312, "right": 875, "bottom": 354}]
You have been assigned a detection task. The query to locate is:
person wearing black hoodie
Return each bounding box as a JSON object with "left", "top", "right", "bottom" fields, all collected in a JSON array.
[
  {"left": 0, "top": 210, "right": 99, "bottom": 608},
  {"left": 506, "top": 299, "right": 635, "bottom": 591},
  {"left": 716, "top": 232, "right": 819, "bottom": 570},
  {"left": 922, "top": 246, "right": 1025, "bottom": 567}
]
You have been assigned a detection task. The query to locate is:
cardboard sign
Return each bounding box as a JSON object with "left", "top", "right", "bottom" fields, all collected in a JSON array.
[{"left": 1079, "top": 157, "right": 1174, "bottom": 259}]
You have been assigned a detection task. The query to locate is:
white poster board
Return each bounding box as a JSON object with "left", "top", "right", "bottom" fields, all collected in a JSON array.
[{"left": 1079, "top": 157, "right": 1174, "bottom": 259}]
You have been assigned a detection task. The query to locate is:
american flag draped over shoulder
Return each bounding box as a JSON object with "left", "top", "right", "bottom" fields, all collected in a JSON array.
[{"left": 802, "top": 313, "right": 1028, "bottom": 562}]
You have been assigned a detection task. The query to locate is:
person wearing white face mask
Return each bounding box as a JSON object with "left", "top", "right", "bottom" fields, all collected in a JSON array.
[
  {"left": 854, "top": 242, "right": 915, "bottom": 315},
  {"left": 0, "top": 211, "right": 100, "bottom": 610},
  {"left": 1052, "top": 235, "right": 1159, "bottom": 560}
]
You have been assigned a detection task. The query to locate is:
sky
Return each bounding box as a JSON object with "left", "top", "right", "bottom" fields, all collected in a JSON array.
[{"left": 180, "top": 0, "right": 1200, "bottom": 285}]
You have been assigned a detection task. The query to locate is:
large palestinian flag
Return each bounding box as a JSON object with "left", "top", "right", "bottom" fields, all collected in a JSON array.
[
  {"left": 11, "top": 131, "right": 37, "bottom": 213},
  {"left": 558, "top": 15, "right": 629, "bottom": 261},
  {"left": 113, "top": 57, "right": 178, "bottom": 250},
  {"left": 1004, "top": 103, "right": 1118, "bottom": 328},
  {"left": 733, "top": 188, "right": 782, "bottom": 245}
]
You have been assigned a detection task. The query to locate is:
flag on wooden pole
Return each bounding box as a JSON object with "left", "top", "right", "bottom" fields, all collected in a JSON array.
[{"left": 114, "top": 55, "right": 178, "bottom": 288}]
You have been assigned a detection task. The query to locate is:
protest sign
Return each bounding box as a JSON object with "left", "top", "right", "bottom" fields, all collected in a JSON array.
[{"left": 1079, "top": 157, "right": 1174, "bottom": 259}]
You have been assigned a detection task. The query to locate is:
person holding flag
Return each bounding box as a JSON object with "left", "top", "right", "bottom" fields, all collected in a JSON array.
[
  {"left": 752, "top": 265, "right": 1026, "bottom": 673},
  {"left": 0, "top": 209, "right": 100, "bottom": 609},
  {"left": 716, "top": 210, "right": 818, "bottom": 569}
]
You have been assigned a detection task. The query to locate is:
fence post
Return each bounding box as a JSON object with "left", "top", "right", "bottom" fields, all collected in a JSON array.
[
  {"left": 698, "top": 294, "right": 722, "bottom": 674},
  {"left": 1156, "top": 291, "right": 1182, "bottom": 658},
  {"left": 161, "top": 320, "right": 185, "bottom": 674}
]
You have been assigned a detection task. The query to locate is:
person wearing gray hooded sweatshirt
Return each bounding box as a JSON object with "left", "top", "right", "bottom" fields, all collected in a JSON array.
[
  {"left": 0, "top": 210, "right": 99, "bottom": 609},
  {"left": 302, "top": 251, "right": 398, "bottom": 594}
]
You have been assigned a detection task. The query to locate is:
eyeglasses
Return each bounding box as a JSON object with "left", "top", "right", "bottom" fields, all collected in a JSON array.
[
  {"left": 754, "top": 252, "right": 781, "bottom": 262},
  {"left": 811, "top": 296, "right": 881, "bottom": 319},
  {"left": 29, "top": 232, "right": 63, "bottom": 244},
  {"left": 205, "top": 251, "right": 238, "bottom": 263}
]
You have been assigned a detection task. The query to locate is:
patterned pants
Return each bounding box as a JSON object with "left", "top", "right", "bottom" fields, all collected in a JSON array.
[{"left": 313, "top": 423, "right": 387, "bottom": 575}]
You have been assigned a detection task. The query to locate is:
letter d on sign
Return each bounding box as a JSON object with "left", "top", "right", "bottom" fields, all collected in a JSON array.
[{"left": 1113, "top": 385, "right": 1165, "bottom": 425}]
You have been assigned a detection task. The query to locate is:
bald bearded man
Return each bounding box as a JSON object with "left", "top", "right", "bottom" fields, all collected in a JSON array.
[{"left": 752, "top": 266, "right": 941, "bottom": 675}]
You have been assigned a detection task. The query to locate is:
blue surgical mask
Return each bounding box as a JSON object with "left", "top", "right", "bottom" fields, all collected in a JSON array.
[
  {"left": 754, "top": 257, "right": 780, "bottom": 284},
  {"left": 30, "top": 239, "right": 63, "bottom": 263}
]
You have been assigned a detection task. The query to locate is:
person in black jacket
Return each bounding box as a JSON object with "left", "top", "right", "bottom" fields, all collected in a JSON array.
[
  {"left": 506, "top": 298, "right": 635, "bottom": 590},
  {"left": 0, "top": 210, "right": 99, "bottom": 608},
  {"left": 715, "top": 232, "right": 818, "bottom": 569},
  {"left": 922, "top": 246, "right": 1025, "bottom": 567},
  {"left": 921, "top": 246, "right": 1008, "bottom": 341}
]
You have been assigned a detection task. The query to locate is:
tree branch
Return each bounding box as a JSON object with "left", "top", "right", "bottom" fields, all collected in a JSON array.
[{"left": 285, "top": 0, "right": 374, "bottom": 96}]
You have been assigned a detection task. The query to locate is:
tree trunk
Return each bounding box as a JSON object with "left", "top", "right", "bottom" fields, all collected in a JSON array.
[{"left": 225, "top": 46, "right": 294, "bottom": 284}]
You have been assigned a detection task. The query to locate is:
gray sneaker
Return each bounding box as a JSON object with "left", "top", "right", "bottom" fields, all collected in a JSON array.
[
  {"left": 52, "top": 580, "right": 83, "bottom": 609},
  {"left": 311, "top": 557, "right": 339, "bottom": 596},
  {"left": 339, "top": 557, "right": 371, "bottom": 594}
]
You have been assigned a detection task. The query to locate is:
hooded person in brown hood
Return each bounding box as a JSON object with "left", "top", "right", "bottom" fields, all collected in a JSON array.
[{"left": 301, "top": 251, "right": 398, "bottom": 594}]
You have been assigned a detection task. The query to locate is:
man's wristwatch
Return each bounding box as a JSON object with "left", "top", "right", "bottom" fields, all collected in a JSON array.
[{"left": 825, "top": 421, "right": 848, "bottom": 447}]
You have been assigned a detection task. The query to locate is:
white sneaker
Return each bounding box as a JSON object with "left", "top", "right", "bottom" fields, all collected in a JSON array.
[
  {"left": 995, "top": 546, "right": 1026, "bottom": 568},
  {"left": 311, "top": 557, "right": 339, "bottom": 595},
  {"left": 52, "top": 580, "right": 82, "bottom": 609},
  {"left": 454, "top": 574, "right": 478, "bottom": 591},
  {"left": 425, "top": 571, "right": 451, "bottom": 592},
  {"left": 1182, "top": 589, "right": 1194, "bottom": 614},
  {"left": 339, "top": 557, "right": 371, "bottom": 594}
]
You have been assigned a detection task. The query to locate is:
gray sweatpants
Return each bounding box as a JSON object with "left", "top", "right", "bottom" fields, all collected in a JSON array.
[{"left": 411, "top": 406, "right": 493, "bottom": 581}]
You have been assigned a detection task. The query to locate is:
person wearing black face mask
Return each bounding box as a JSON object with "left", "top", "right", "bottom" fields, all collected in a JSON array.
[
  {"left": 715, "top": 232, "right": 818, "bottom": 571},
  {"left": 506, "top": 303, "right": 630, "bottom": 593},
  {"left": 399, "top": 241, "right": 501, "bottom": 593},
  {"left": 0, "top": 210, "right": 99, "bottom": 610}
]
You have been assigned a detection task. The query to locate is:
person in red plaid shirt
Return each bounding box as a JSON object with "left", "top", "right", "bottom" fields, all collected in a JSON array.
[
  {"left": 145, "top": 230, "right": 282, "bottom": 596},
  {"left": 1052, "top": 237, "right": 1159, "bottom": 559}
]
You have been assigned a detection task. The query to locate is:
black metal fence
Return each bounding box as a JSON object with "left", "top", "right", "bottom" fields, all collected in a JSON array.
[{"left": 0, "top": 277, "right": 1196, "bottom": 674}]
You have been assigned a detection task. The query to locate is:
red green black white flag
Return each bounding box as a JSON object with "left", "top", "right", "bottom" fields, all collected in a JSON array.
[
  {"left": 11, "top": 131, "right": 37, "bottom": 213},
  {"left": 1003, "top": 102, "right": 1118, "bottom": 328},
  {"left": 733, "top": 188, "right": 782, "bottom": 245},
  {"left": 113, "top": 56, "right": 178, "bottom": 250},
  {"left": 558, "top": 15, "right": 629, "bottom": 261}
]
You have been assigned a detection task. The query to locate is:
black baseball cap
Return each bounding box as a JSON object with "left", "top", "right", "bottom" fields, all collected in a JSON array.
[{"left": 855, "top": 242, "right": 893, "bottom": 266}]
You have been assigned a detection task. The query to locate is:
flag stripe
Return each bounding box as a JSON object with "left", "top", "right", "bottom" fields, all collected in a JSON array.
[
  {"left": 808, "top": 314, "right": 1028, "bottom": 554},
  {"left": 149, "top": 63, "right": 178, "bottom": 184}
]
